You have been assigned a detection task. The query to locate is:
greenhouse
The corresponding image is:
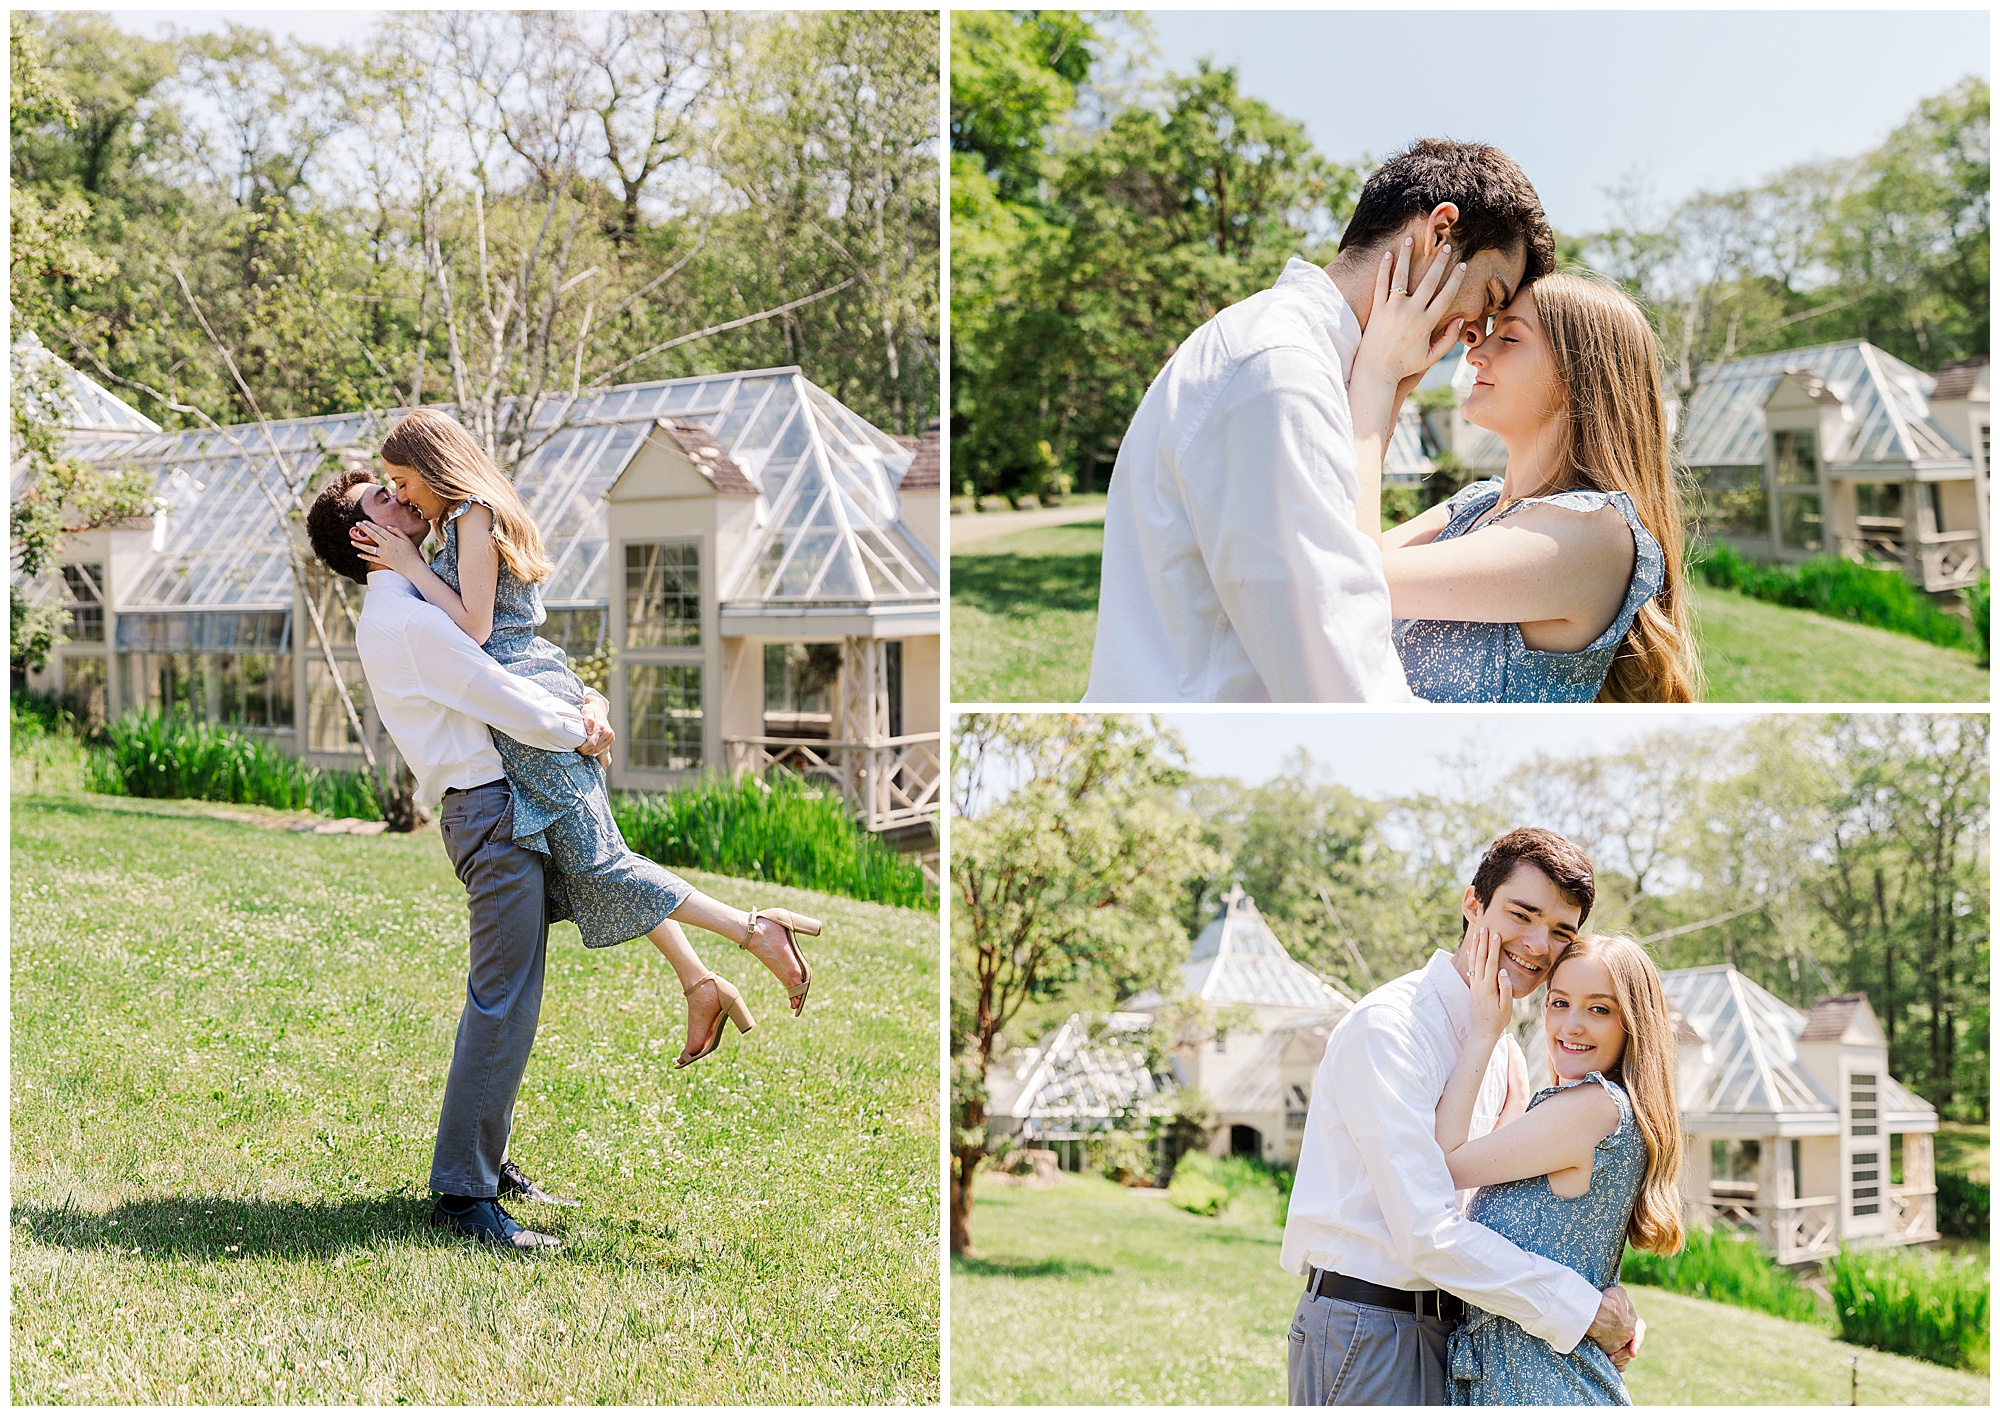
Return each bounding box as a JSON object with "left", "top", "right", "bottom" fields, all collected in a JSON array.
[
  {"left": 991, "top": 888, "right": 1353, "bottom": 1170},
  {"left": 1677, "top": 341, "right": 1988, "bottom": 591},
  {"left": 17, "top": 352, "right": 942, "bottom": 835},
  {"left": 1660, "top": 966, "right": 1938, "bottom": 1263}
]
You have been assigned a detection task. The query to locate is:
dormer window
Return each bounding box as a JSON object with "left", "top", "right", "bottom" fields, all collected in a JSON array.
[{"left": 1772, "top": 428, "right": 1823, "bottom": 553}]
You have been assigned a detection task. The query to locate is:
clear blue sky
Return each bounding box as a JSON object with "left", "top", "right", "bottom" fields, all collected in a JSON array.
[
  {"left": 1161, "top": 710, "right": 1761, "bottom": 798},
  {"left": 1147, "top": 9, "right": 1990, "bottom": 233}
]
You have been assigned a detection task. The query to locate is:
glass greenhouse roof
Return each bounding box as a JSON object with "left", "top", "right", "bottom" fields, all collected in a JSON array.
[
  {"left": 1663, "top": 966, "right": 1836, "bottom": 1123},
  {"left": 1128, "top": 886, "right": 1350, "bottom": 1015},
  {"left": 995, "top": 1014, "right": 1167, "bottom": 1124},
  {"left": 54, "top": 365, "right": 936, "bottom": 613},
  {"left": 10, "top": 330, "right": 162, "bottom": 440},
  {"left": 1678, "top": 341, "right": 1971, "bottom": 470}
]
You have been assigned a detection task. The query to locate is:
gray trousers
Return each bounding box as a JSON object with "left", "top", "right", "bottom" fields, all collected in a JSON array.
[
  {"left": 429, "top": 780, "right": 549, "bottom": 1198},
  {"left": 1287, "top": 1289, "right": 1453, "bottom": 1406}
]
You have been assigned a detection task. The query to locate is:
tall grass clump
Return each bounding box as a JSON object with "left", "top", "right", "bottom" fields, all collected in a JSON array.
[
  {"left": 1619, "top": 1224, "right": 1824, "bottom": 1324},
  {"left": 1827, "top": 1244, "right": 1989, "bottom": 1372},
  {"left": 90, "top": 713, "right": 382, "bottom": 820},
  {"left": 612, "top": 772, "right": 930, "bottom": 907},
  {"left": 1964, "top": 576, "right": 1990, "bottom": 666},
  {"left": 10, "top": 692, "right": 92, "bottom": 794},
  {"left": 1690, "top": 543, "right": 1975, "bottom": 650}
]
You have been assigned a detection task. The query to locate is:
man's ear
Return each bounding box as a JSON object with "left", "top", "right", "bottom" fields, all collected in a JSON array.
[
  {"left": 1424, "top": 202, "right": 1460, "bottom": 257},
  {"left": 1460, "top": 883, "right": 1481, "bottom": 928}
]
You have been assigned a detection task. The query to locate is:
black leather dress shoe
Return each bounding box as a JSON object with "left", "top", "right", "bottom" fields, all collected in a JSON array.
[
  {"left": 428, "top": 1197, "right": 562, "bottom": 1250},
  {"left": 497, "top": 1159, "right": 582, "bottom": 1208}
]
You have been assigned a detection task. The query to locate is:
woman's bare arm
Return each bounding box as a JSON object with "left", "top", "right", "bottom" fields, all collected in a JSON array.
[
  {"left": 356, "top": 503, "right": 499, "bottom": 645},
  {"left": 1441, "top": 1078, "right": 1618, "bottom": 1191},
  {"left": 1380, "top": 500, "right": 1636, "bottom": 641},
  {"left": 1383, "top": 499, "right": 1453, "bottom": 552}
]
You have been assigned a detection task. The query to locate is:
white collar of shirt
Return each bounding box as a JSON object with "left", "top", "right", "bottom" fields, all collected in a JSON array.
[
  {"left": 1421, "top": 948, "right": 1475, "bottom": 1049},
  {"left": 365, "top": 568, "right": 419, "bottom": 601},
  {"left": 1273, "top": 255, "right": 1364, "bottom": 380}
]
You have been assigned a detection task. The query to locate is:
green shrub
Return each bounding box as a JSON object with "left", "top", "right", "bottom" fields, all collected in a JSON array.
[
  {"left": 1964, "top": 576, "right": 1991, "bottom": 667},
  {"left": 1690, "top": 543, "right": 1974, "bottom": 650},
  {"left": 1619, "top": 1224, "right": 1823, "bottom": 1325},
  {"left": 1167, "top": 1163, "right": 1230, "bottom": 1216},
  {"left": 1166, "top": 1150, "right": 1291, "bottom": 1220},
  {"left": 1088, "top": 1130, "right": 1154, "bottom": 1187},
  {"left": 91, "top": 713, "right": 382, "bottom": 819},
  {"left": 611, "top": 772, "right": 931, "bottom": 907},
  {"left": 1937, "top": 1170, "right": 1990, "bottom": 1239},
  {"left": 1827, "top": 1244, "right": 1989, "bottom": 1373}
]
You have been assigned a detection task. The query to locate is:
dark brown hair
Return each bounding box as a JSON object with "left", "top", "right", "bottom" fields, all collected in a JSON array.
[
  {"left": 1338, "top": 138, "right": 1556, "bottom": 285},
  {"left": 305, "top": 468, "right": 379, "bottom": 585},
  {"left": 1469, "top": 826, "right": 1596, "bottom": 926}
]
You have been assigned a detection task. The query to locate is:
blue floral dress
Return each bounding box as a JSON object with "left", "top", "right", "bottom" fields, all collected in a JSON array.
[
  {"left": 432, "top": 497, "right": 691, "bottom": 948},
  {"left": 1447, "top": 1071, "right": 1646, "bottom": 1406},
  {"left": 1393, "top": 479, "right": 1665, "bottom": 702}
]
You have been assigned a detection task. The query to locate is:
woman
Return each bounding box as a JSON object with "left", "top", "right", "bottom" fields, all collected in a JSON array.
[
  {"left": 1434, "top": 929, "right": 1686, "bottom": 1405},
  {"left": 1346, "top": 241, "right": 1700, "bottom": 702},
  {"left": 349, "top": 410, "right": 819, "bottom": 1069}
]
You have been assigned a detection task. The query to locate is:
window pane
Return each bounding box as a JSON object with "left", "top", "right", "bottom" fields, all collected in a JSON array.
[
  {"left": 1778, "top": 491, "right": 1823, "bottom": 553},
  {"left": 62, "top": 563, "right": 104, "bottom": 642},
  {"left": 1772, "top": 428, "right": 1818, "bottom": 486},
  {"left": 1696, "top": 467, "right": 1768, "bottom": 538},
  {"left": 624, "top": 542, "right": 700, "bottom": 648},
  {"left": 219, "top": 652, "right": 293, "bottom": 730},
  {"left": 307, "top": 658, "right": 372, "bottom": 753},
  {"left": 626, "top": 663, "right": 703, "bottom": 770},
  {"left": 763, "top": 642, "right": 838, "bottom": 738},
  {"left": 62, "top": 655, "right": 107, "bottom": 726}
]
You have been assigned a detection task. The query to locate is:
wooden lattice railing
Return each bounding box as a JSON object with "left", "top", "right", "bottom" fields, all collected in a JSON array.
[{"left": 724, "top": 731, "right": 941, "bottom": 833}]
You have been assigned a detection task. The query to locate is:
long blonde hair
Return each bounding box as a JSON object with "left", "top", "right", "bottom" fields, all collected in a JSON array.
[
  {"left": 378, "top": 409, "right": 553, "bottom": 583},
  {"left": 1549, "top": 933, "right": 1685, "bottom": 1256},
  {"left": 1526, "top": 272, "right": 1701, "bottom": 703}
]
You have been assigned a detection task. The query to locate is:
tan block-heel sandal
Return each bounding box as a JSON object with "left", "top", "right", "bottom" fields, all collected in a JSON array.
[
  {"left": 746, "top": 908, "right": 820, "bottom": 1016},
  {"left": 675, "top": 973, "right": 754, "bottom": 1069}
]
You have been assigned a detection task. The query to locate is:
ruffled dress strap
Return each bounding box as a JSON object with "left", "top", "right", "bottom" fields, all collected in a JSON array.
[
  {"left": 1528, "top": 1069, "right": 1635, "bottom": 1142},
  {"left": 1490, "top": 489, "right": 1666, "bottom": 652}
]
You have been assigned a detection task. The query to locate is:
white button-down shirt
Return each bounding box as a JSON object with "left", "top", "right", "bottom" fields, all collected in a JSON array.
[
  {"left": 1085, "top": 257, "right": 1413, "bottom": 703},
  {"left": 1280, "top": 950, "right": 1603, "bottom": 1354},
  {"left": 353, "top": 570, "right": 587, "bottom": 810}
]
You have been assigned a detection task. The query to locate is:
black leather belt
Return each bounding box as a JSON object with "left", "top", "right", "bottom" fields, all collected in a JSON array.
[
  {"left": 443, "top": 778, "right": 507, "bottom": 797},
  {"left": 1308, "top": 1268, "right": 1465, "bottom": 1323}
]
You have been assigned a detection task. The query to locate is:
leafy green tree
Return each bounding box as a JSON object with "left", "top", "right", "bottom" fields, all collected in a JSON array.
[
  {"left": 958, "top": 58, "right": 1356, "bottom": 496},
  {"left": 950, "top": 713, "right": 1216, "bottom": 1254},
  {"left": 9, "top": 14, "right": 154, "bottom": 671}
]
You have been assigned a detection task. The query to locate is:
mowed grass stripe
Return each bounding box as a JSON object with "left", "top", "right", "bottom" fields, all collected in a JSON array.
[
  {"left": 12, "top": 792, "right": 939, "bottom": 1405},
  {"left": 949, "top": 1174, "right": 1989, "bottom": 1406},
  {"left": 948, "top": 519, "right": 1989, "bottom": 704}
]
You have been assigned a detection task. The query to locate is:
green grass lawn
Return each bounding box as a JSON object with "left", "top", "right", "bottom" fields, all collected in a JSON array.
[
  {"left": 949, "top": 520, "right": 1990, "bottom": 703},
  {"left": 949, "top": 1174, "right": 1990, "bottom": 1406},
  {"left": 11, "top": 790, "right": 939, "bottom": 1404},
  {"left": 950, "top": 519, "right": 1105, "bottom": 703}
]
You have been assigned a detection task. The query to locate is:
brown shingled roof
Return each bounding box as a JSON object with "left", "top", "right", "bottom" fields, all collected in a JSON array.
[
  {"left": 658, "top": 418, "right": 757, "bottom": 496},
  {"left": 1929, "top": 357, "right": 1988, "bottom": 403},
  {"left": 894, "top": 418, "right": 940, "bottom": 491},
  {"left": 1798, "top": 993, "right": 1868, "bottom": 1043}
]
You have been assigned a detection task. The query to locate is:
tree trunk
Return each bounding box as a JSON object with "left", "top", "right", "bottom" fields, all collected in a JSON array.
[
  {"left": 951, "top": 1086, "right": 987, "bottom": 1255},
  {"left": 950, "top": 1142, "right": 983, "bottom": 1256}
]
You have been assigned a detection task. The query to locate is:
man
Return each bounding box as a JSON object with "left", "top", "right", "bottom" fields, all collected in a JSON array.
[
  {"left": 1085, "top": 138, "right": 1556, "bottom": 703},
  {"left": 307, "top": 468, "right": 609, "bottom": 1250},
  {"left": 1281, "top": 827, "right": 1642, "bottom": 1404}
]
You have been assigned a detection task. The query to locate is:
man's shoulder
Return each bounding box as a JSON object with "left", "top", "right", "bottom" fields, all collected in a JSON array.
[
  {"left": 1196, "top": 281, "right": 1340, "bottom": 376},
  {"left": 1330, "top": 967, "right": 1443, "bottom": 1053}
]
